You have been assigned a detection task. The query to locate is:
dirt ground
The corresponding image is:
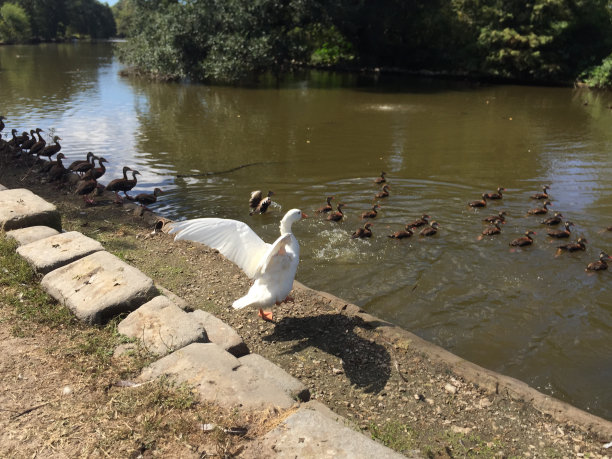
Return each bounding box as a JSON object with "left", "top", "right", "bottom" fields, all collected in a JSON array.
[{"left": 1, "top": 159, "right": 611, "bottom": 458}]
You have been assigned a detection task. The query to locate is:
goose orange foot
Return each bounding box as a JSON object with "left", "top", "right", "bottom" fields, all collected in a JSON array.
[{"left": 258, "top": 308, "right": 274, "bottom": 321}]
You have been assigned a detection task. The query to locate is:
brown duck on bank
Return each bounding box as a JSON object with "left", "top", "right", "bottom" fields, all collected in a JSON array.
[
  {"left": 555, "top": 237, "right": 587, "bottom": 256},
  {"left": 75, "top": 178, "right": 99, "bottom": 205},
  {"left": 327, "top": 203, "right": 346, "bottom": 222},
  {"left": 388, "top": 226, "right": 413, "bottom": 239},
  {"left": 38, "top": 135, "right": 61, "bottom": 162},
  {"left": 510, "top": 230, "right": 536, "bottom": 247},
  {"left": 105, "top": 166, "right": 136, "bottom": 203},
  {"left": 484, "top": 187, "right": 505, "bottom": 200},
  {"left": 69, "top": 152, "right": 95, "bottom": 174},
  {"left": 478, "top": 220, "right": 502, "bottom": 240},
  {"left": 420, "top": 221, "right": 440, "bottom": 236},
  {"left": 47, "top": 153, "right": 68, "bottom": 182},
  {"left": 81, "top": 156, "right": 108, "bottom": 181},
  {"left": 132, "top": 187, "right": 164, "bottom": 209},
  {"left": 541, "top": 212, "right": 563, "bottom": 226},
  {"left": 351, "top": 222, "right": 373, "bottom": 239},
  {"left": 408, "top": 214, "right": 430, "bottom": 228},
  {"left": 361, "top": 204, "right": 380, "bottom": 219},
  {"left": 527, "top": 200, "right": 552, "bottom": 215},
  {"left": 374, "top": 171, "right": 387, "bottom": 184},
  {"left": 547, "top": 221, "right": 573, "bottom": 238},
  {"left": 585, "top": 251, "right": 612, "bottom": 271},
  {"left": 250, "top": 190, "right": 274, "bottom": 215},
  {"left": 21, "top": 128, "right": 42, "bottom": 153},
  {"left": 483, "top": 211, "right": 507, "bottom": 224},
  {"left": 469, "top": 193, "right": 488, "bottom": 208},
  {"left": 315, "top": 196, "right": 334, "bottom": 213},
  {"left": 375, "top": 184, "right": 390, "bottom": 199},
  {"left": 531, "top": 185, "right": 550, "bottom": 200},
  {"left": 28, "top": 129, "right": 46, "bottom": 158}
]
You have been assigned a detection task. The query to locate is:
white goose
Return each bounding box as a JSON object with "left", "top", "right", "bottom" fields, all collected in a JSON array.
[{"left": 169, "top": 209, "right": 307, "bottom": 320}]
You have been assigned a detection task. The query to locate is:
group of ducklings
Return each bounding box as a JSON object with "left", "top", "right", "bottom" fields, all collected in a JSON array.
[{"left": 313, "top": 175, "right": 611, "bottom": 273}]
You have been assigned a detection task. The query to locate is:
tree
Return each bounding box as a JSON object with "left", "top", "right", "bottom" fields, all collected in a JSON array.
[{"left": 0, "top": 2, "right": 31, "bottom": 43}]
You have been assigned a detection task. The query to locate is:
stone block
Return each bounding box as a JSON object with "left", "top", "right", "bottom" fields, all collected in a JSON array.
[
  {"left": 139, "top": 342, "right": 297, "bottom": 410},
  {"left": 17, "top": 231, "right": 104, "bottom": 274},
  {"left": 5, "top": 226, "right": 60, "bottom": 246},
  {"left": 0, "top": 188, "right": 61, "bottom": 231},
  {"left": 242, "top": 401, "right": 416, "bottom": 459},
  {"left": 239, "top": 353, "right": 309, "bottom": 402},
  {"left": 118, "top": 296, "right": 209, "bottom": 356},
  {"left": 41, "top": 251, "right": 158, "bottom": 324},
  {"left": 191, "top": 309, "right": 249, "bottom": 357}
]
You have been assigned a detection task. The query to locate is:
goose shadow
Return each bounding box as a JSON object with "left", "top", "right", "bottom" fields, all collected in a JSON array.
[{"left": 262, "top": 313, "right": 391, "bottom": 393}]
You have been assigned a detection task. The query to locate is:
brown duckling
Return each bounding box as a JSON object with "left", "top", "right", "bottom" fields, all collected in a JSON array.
[
  {"left": 531, "top": 185, "right": 550, "bottom": 200},
  {"left": 375, "top": 184, "right": 390, "bottom": 199},
  {"left": 408, "top": 214, "right": 430, "bottom": 228},
  {"left": 469, "top": 193, "right": 488, "bottom": 208},
  {"left": 249, "top": 190, "right": 273, "bottom": 211},
  {"left": 374, "top": 171, "right": 387, "bottom": 184},
  {"left": 133, "top": 187, "right": 164, "bottom": 208},
  {"left": 29, "top": 129, "right": 46, "bottom": 158},
  {"left": 556, "top": 237, "right": 587, "bottom": 255},
  {"left": 20, "top": 128, "right": 41, "bottom": 152},
  {"left": 47, "top": 153, "right": 68, "bottom": 182},
  {"left": 420, "top": 221, "right": 440, "bottom": 236},
  {"left": 483, "top": 211, "right": 507, "bottom": 224},
  {"left": 361, "top": 204, "right": 380, "bottom": 219},
  {"left": 38, "top": 135, "right": 61, "bottom": 161},
  {"left": 478, "top": 220, "right": 502, "bottom": 240},
  {"left": 250, "top": 190, "right": 274, "bottom": 215},
  {"left": 527, "top": 200, "right": 552, "bottom": 215},
  {"left": 484, "top": 187, "right": 505, "bottom": 200},
  {"left": 541, "top": 212, "right": 563, "bottom": 226},
  {"left": 69, "top": 152, "right": 95, "bottom": 174},
  {"left": 351, "top": 222, "right": 373, "bottom": 239},
  {"left": 510, "top": 230, "right": 536, "bottom": 247},
  {"left": 585, "top": 251, "right": 612, "bottom": 271},
  {"left": 547, "top": 221, "right": 573, "bottom": 238},
  {"left": 75, "top": 178, "right": 99, "bottom": 205},
  {"left": 315, "top": 196, "right": 334, "bottom": 213},
  {"left": 388, "top": 226, "right": 414, "bottom": 239},
  {"left": 327, "top": 203, "right": 346, "bottom": 222},
  {"left": 81, "top": 156, "right": 108, "bottom": 181}
]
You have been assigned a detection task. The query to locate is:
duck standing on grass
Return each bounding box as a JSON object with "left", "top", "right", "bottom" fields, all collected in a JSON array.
[{"left": 170, "top": 209, "right": 308, "bottom": 321}]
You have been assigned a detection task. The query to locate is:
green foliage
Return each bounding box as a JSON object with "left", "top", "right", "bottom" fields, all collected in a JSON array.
[
  {"left": 453, "top": 0, "right": 612, "bottom": 81},
  {"left": 0, "top": 0, "right": 116, "bottom": 42},
  {"left": 111, "top": 0, "right": 135, "bottom": 38},
  {"left": 116, "top": 0, "right": 612, "bottom": 84},
  {"left": 0, "top": 2, "right": 31, "bottom": 43},
  {"left": 581, "top": 53, "right": 612, "bottom": 88}
]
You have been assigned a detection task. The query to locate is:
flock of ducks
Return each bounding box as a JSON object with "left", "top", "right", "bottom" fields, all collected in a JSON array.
[
  {"left": 0, "top": 119, "right": 164, "bottom": 209},
  {"left": 257, "top": 172, "right": 612, "bottom": 273}
]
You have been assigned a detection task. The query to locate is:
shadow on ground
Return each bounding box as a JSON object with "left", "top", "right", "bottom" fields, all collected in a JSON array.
[{"left": 263, "top": 313, "right": 391, "bottom": 393}]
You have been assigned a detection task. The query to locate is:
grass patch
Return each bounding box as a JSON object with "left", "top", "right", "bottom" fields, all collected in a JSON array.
[{"left": 368, "top": 420, "right": 415, "bottom": 453}]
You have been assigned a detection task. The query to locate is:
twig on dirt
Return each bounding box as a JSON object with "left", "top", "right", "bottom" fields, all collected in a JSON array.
[{"left": 11, "top": 400, "right": 52, "bottom": 419}]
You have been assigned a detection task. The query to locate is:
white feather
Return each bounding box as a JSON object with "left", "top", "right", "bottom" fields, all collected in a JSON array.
[{"left": 169, "top": 209, "right": 305, "bottom": 310}]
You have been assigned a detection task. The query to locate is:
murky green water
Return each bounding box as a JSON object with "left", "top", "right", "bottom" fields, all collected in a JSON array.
[{"left": 1, "top": 43, "right": 611, "bottom": 420}]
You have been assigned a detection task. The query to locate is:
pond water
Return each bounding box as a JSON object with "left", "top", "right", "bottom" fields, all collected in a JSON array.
[{"left": 1, "top": 43, "right": 611, "bottom": 420}]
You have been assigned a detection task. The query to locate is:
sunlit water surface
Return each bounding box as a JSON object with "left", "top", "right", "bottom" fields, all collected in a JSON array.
[{"left": 1, "top": 43, "right": 611, "bottom": 419}]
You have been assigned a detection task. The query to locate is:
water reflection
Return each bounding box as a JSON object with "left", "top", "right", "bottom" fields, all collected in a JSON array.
[{"left": 1, "top": 43, "right": 611, "bottom": 420}]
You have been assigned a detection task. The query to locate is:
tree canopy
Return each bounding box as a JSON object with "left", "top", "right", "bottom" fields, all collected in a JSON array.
[{"left": 0, "top": 0, "right": 115, "bottom": 43}]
